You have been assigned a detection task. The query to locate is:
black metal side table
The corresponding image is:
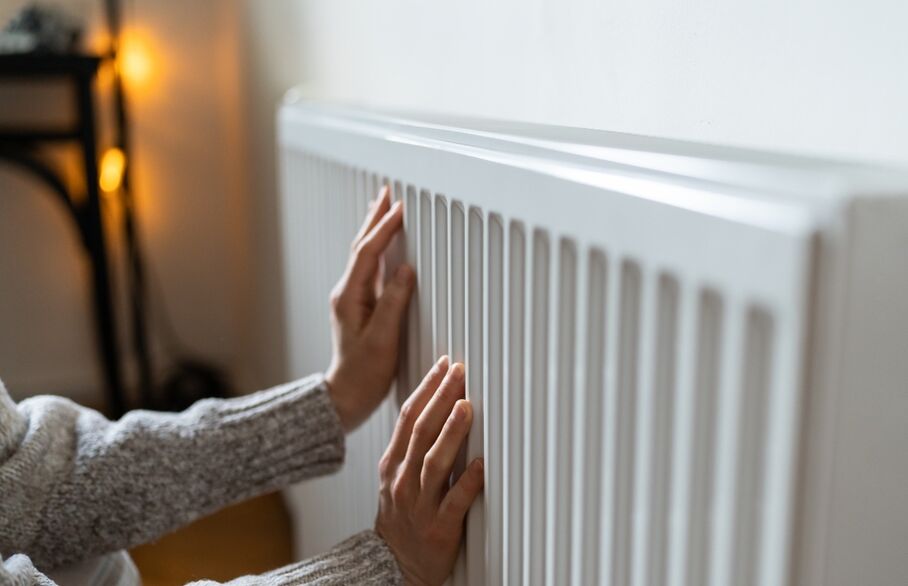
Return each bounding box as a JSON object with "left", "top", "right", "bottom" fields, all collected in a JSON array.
[{"left": 0, "top": 53, "right": 128, "bottom": 415}]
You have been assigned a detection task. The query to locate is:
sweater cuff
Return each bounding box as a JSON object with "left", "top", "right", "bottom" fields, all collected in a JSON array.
[
  {"left": 206, "top": 374, "right": 347, "bottom": 495},
  {"left": 258, "top": 530, "right": 403, "bottom": 585}
]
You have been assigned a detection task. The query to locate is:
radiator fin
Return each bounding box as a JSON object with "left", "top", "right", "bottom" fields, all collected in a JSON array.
[
  {"left": 487, "top": 214, "right": 505, "bottom": 586},
  {"left": 526, "top": 229, "right": 550, "bottom": 585},
  {"left": 505, "top": 221, "right": 526, "bottom": 586}
]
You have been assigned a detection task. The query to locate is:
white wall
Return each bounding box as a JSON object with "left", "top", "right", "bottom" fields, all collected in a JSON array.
[{"left": 278, "top": 0, "right": 908, "bottom": 167}]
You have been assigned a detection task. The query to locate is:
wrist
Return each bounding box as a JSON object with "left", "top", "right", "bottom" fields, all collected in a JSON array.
[
  {"left": 374, "top": 527, "right": 429, "bottom": 586},
  {"left": 324, "top": 370, "right": 354, "bottom": 433}
]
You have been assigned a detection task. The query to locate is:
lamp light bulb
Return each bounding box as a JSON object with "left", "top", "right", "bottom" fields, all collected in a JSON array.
[{"left": 100, "top": 148, "right": 127, "bottom": 193}]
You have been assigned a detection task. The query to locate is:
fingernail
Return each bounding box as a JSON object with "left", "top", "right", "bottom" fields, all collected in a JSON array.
[
  {"left": 449, "top": 363, "right": 464, "bottom": 380},
  {"left": 473, "top": 458, "right": 484, "bottom": 475},
  {"left": 395, "top": 265, "right": 414, "bottom": 284},
  {"left": 437, "top": 355, "right": 449, "bottom": 368}
]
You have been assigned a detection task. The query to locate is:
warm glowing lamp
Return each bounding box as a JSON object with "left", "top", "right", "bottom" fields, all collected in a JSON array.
[
  {"left": 118, "top": 35, "right": 153, "bottom": 89},
  {"left": 99, "top": 147, "right": 126, "bottom": 193}
]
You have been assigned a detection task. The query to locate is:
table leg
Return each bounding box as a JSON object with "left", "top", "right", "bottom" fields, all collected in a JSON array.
[{"left": 76, "top": 75, "right": 127, "bottom": 417}]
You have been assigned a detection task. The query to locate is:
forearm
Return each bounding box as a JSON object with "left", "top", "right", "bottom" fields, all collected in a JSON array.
[{"left": 0, "top": 375, "right": 345, "bottom": 570}]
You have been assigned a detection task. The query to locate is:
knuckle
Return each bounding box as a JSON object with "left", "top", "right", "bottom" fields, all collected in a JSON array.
[
  {"left": 397, "top": 402, "right": 416, "bottom": 427},
  {"left": 411, "top": 420, "right": 430, "bottom": 444},
  {"left": 378, "top": 454, "right": 393, "bottom": 479},
  {"left": 422, "top": 453, "right": 442, "bottom": 478},
  {"left": 379, "top": 478, "right": 392, "bottom": 499},
  {"left": 389, "top": 477, "right": 410, "bottom": 504},
  {"left": 438, "top": 379, "right": 453, "bottom": 399},
  {"left": 328, "top": 287, "right": 346, "bottom": 313},
  {"left": 355, "top": 238, "right": 377, "bottom": 258}
]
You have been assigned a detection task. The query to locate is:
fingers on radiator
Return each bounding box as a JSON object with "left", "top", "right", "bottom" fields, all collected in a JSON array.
[
  {"left": 367, "top": 264, "right": 415, "bottom": 341},
  {"left": 438, "top": 457, "right": 485, "bottom": 529},
  {"left": 383, "top": 356, "right": 449, "bottom": 466},
  {"left": 421, "top": 399, "right": 473, "bottom": 498},
  {"left": 352, "top": 185, "right": 390, "bottom": 249}
]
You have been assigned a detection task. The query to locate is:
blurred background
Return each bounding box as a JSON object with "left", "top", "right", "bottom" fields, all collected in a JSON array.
[{"left": 1, "top": 0, "right": 906, "bottom": 583}]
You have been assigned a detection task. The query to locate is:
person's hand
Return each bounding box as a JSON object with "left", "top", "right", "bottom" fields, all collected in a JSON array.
[
  {"left": 375, "top": 357, "right": 485, "bottom": 586},
  {"left": 325, "top": 186, "right": 415, "bottom": 432}
]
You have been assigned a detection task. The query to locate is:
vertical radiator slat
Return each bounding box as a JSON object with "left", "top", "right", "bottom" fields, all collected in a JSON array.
[
  {"left": 709, "top": 299, "right": 747, "bottom": 586},
  {"left": 435, "top": 197, "right": 449, "bottom": 359},
  {"left": 549, "top": 239, "right": 577, "bottom": 586},
  {"left": 566, "top": 244, "right": 588, "bottom": 586},
  {"left": 628, "top": 271, "right": 679, "bottom": 586},
  {"left": 432, "top": 195, "right": 450, "bottom": 543},
  {"left": 649, "top": 275, "right": 680, "bottom": 586},
  {"left": 543, "top": 232, "right": 560, "bottom": 586},
  {"left": 614, "top": 261, "right": 642, "bottom": 586},
  {"left": 405, "top": 186, "right": 420, "bottom": 401},
  {"left": 686, "top": 291, "right": 724, "bottom": 586},
  {"left": 450, "top": 202, "right": 466, "bottom": 364},
  {"left": 465, "top": 207, "right": 486, "bottom": 585},
  {"left": 761, "top": 311, "right": 800, "bottom": 586},
  {"left": 486, "top": 214, "right": 505, "bottom": 586},
  {"left": 449, "top": 202, "right": 467, "bottom": 586},
  {"left": 733, "top": 309, "right": 773, "bottom": 586},
  {"left": 506, "top": 221, "right": 526, "bottom": 586},
  {"left": 526, "top": 229, "right": 550, "bottom": 585},
  {"left": 501, "top": 216, "right": 512, "bottom": 586},
  {"left": 520, "top": 222, "right": 534, "bottom": 585},
  {"left": 575, "top": 249, "right": 608, "bottom": 586},
  {"left": 631, "top": 268, "right": 659, "bottom": 586},
  {"left": 599, "top": 252, "right": 620, "bottom": 585},
  {"left": 419, "top": 191, "right": 434, "bottom": 375},
  {"left": 665, "top": 284, "right": 699, "bottom": 586},
  {"left": 433, "top": 195, "right": 448, "bottom": 572}
]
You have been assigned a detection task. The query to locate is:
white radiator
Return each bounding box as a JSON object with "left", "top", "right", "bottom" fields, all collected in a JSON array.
[{"left": 277, "top": 99, "right": 908, "bottom": 586}]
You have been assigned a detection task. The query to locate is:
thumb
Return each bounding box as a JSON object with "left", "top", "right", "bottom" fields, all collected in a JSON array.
[{"left": 367, "top": 264, "right": 415, "bottom": 344}]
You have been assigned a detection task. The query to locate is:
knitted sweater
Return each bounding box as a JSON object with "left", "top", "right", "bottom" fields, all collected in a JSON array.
[{"left": 0, "top": 375, "right": 402, "bottom": 585}]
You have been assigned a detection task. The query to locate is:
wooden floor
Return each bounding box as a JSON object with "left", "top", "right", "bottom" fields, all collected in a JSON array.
[{"left": 130, "top": 492, "right": 294, "bottom": 586}]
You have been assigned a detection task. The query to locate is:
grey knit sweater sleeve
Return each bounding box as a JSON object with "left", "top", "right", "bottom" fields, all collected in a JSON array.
[{"left": 0, "top": 376, "right": 403, "bottom": 585}]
